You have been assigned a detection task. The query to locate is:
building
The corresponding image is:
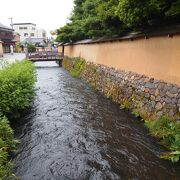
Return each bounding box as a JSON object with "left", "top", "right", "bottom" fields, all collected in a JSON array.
[
  {"left": 13, "top": 23, "right": 47, "bottom": 42},
  {"left": 0, "top": 23, "right": 15, "bottom": 53},
  {"left": 36, "top": 29, "right": 46, "bottom": 39},
  {"left": 22, "top": 37, "right": 47, "bottom": 47}
]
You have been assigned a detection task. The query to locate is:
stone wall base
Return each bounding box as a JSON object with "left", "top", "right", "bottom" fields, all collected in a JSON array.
[{"left": 64, "top": 57, "right": 180, "bottom": 121}]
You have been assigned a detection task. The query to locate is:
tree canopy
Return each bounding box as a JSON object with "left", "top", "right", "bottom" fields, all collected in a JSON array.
[{"left": 56, "top": 0, "right": 180, "bottom": 43}]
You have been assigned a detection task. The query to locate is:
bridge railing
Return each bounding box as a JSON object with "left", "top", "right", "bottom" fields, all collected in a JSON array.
[{"left": 26, "top": 51, "right": 63, "bottom": 60}]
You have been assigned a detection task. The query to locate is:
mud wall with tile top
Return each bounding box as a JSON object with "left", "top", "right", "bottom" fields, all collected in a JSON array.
[
  {"left": 59, "top": 34, "right": 180, "bottom": 121},
  {"left": 58, "top": 35, "right": 180, "bottom": 86}
]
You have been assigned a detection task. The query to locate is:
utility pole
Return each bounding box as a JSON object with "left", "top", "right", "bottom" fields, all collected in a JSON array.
[{"left": 9, "top": 17, "right": 13, "bottom": 29}]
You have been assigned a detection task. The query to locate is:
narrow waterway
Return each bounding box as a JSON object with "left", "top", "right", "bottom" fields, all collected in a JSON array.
[{"left": 13, "top": 62, "right": 180, "bottom": 180}]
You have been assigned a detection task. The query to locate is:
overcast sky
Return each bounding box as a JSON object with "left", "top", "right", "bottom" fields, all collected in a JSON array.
[{"left": 0, "top": 0, "right": 74, "bottom": 36}]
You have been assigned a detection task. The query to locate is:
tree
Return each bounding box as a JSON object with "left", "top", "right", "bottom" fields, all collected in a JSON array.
[
  {"left": 56, "top": 0, "right": 180, "bottom": 43},
  {"left": 56, "top": 0, "right": 124, "bottom": 42},
  {"left": 27, "top": 44, "right": 36, "bottom": 53},
  {"left": 116, "top": 0, "right": 158, "bottom": 28},
  {"left": 116, "top": 0, "right": 180, "bottom": 28}
]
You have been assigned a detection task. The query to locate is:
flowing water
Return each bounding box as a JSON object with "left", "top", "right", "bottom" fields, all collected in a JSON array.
[{"left": 13, "top": 62, "right": 180, "bottom": 180}]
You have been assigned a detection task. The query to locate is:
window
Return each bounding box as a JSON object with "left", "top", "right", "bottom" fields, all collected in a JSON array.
[
  {"left": 24, "top": 33, "right": 28, "bottom": 37},
  {"left": 30, "top": 33, "right": 34, "bottom": 37},
  {"left": 19, "top": 27, "right": 23, "bottom": 30},
  {"left": 24, "top": 27, "right": 27, "bottom": 29},
  {"left": 32, "top": 27, "right": 35, "bottom": 30}
]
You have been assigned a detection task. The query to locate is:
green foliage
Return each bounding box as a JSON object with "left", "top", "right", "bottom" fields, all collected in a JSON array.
[
  {"left": 56, "top": 0, "right": 180, "bottom": 42},
  {"left": 0, "top": 116, "right": 19, "bottom": 179},
  {"left": 56, "top": 0, "right": 125, "bottom": 42},
  {"left": 27, "top": 44, "right": 36, "bottom": 53},
  {"left": 131, "top": 110, "right": 140, "bottom": 117},
  {"left": 62, "top": 57, "right": 86, "bottom": 78},
  {"left": 70, "top": 58, "right": 86, "bottom": 78},
  {"left": 116, "top": 0, "right": 180, "bottom": 28},
  {"left": 0, "top": 60, "right": 36, "bottom": 118},
  {"left": 165, "top": 0, "right": 180, "bottom": 17},
  {"left": 145, "top": 116, "right": 180, "bottom": 162},
  {"left": 116, "top": 0, "right": 157, "bottom": 28},
  {"left": 0, "top": 60, "right": 36, "bottom": 178}
]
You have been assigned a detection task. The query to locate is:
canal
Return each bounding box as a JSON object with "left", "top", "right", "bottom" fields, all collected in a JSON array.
[{"left": 13, "top": 62, "right": 180, "bottom": 180}]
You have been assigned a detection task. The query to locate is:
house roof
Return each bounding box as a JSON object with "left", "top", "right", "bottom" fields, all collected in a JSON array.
[
  {"left": 13, "top": 23, "right": 36, "bottom": 26},
  {"left": 0, "top": 23, "right": 13, "bottom": 32},
  {"left": 62, "top": 24, "right": 180, "bottom": 46},
  {"left": 22, "top": 38, "right": 46, "bottom": 46}
]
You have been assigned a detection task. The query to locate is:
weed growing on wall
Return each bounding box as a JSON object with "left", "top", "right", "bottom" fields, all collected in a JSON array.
[
  {"left": 62, "top": 57, "right": 77, "bottom": 72},
  {"left": 70, "top": 58, "right": 86, "bottom": 78}
]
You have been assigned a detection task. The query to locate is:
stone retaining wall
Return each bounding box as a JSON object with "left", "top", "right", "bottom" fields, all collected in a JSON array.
[{"left": 63, "top": 57, "right": 180, "bottom": 121}]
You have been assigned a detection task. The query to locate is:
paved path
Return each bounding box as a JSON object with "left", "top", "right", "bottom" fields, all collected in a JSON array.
[{"left": 2, "top": 53, "right": 26, "bottom": 63}]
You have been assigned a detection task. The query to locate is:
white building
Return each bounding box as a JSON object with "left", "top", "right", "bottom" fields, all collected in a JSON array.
[{"left": 13, "top": 23, "right": 47, "bottom": 42}]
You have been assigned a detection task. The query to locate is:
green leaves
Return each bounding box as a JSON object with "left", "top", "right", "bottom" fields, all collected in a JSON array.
[
  {"left": 0, "top": 60, "right": 36, "bottom": 178},
  {"left": 0, "top": 60, "right": 36, "bottom": 117},
  {"left": 27, "top": 44, "right": 36, "bottom": 53},
  {"left": 56, "top": 0, "right": 180, "bottom": 42},
  {"left": 0, "top": 116, "right": 18, "bottom": 179},
  {"left": 116, "top": 0, "right": 180, "bottom": 28},
  {"left": 145, "top": 116, "right": 180, "bottom": 162},
  {"left": 56, "top": 0, "right": 124, "bottom": 42},
  {"left": 70, "top": 58, "right": 86, "bottom": 78},
  {"left": 116, "top": 0, "right": 157, "bottom": 28}
]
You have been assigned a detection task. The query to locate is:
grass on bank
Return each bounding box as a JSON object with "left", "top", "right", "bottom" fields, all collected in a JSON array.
[
  {"left": 0, "top": 60, "right": 36, "bottom": 179},
  {"left": 63, "top": 57, "right": 180, "bottom": 163},
  {"left": 145, "top": 116, "right": 180, "bottom": 163}
]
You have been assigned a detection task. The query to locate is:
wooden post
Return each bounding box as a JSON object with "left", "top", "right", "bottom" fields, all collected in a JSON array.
[
  {"left": 58, "top": 60, "right": 62, "bottom": 67},
  {"left": 62, "top": 45, "right": 65, "bottom": 58}
]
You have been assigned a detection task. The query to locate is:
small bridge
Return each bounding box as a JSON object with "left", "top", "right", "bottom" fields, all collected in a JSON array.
[{"left": 26, "top": 51, "right": 63, "bottom": 66}]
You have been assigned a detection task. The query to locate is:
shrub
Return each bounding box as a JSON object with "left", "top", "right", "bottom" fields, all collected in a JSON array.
[
  {"left": 0, "top": 60, "right": 36, "bottom": 118},
  {"left": 0, "top": 60, "right": 36, "bottom": 178},
  {"left": 0, "top": 116, "right": 18, "bottom": 179},
  {"left": 27, "top": 44, "right": 36, "bottom": 53},
  {"left": 145, "top": 116, "right": 180, "bottom": 163}
]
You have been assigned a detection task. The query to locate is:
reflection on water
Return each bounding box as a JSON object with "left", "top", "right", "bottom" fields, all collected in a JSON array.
[{"left": 13, "top": 62, "right": 180, "bottom": 180}]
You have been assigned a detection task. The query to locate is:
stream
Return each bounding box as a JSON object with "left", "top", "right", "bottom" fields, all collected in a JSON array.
[{"left": 13, "top": 62, "right": 180, "bottom": 180}]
